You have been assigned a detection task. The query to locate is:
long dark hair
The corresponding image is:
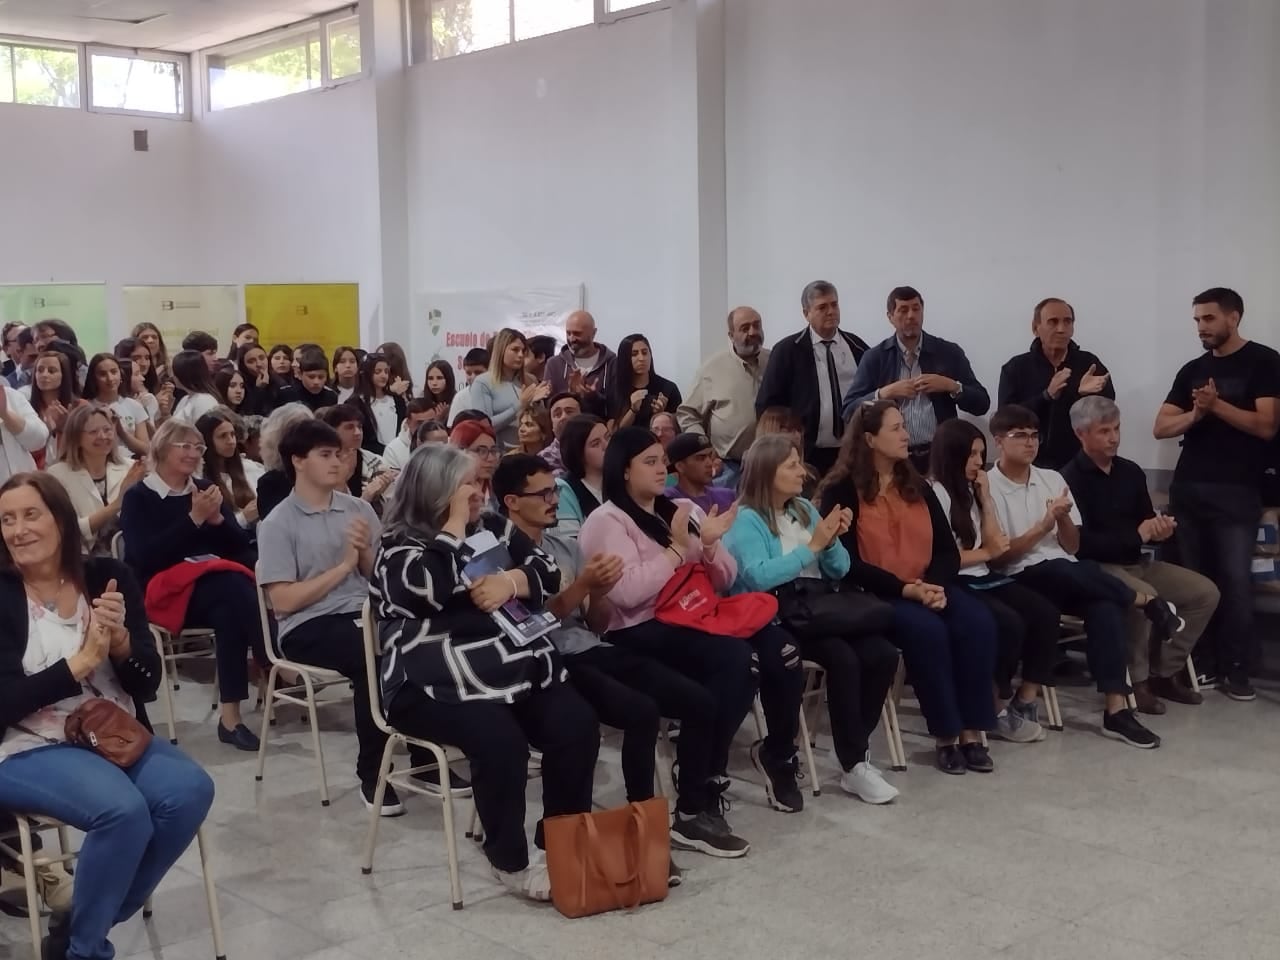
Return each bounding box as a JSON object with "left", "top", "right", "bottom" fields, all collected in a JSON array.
[
  {"left": 214, "top": 368, "right": 247, "bottom": 414},
  {"left": 929, "top": 418, "right": 985, "bottom": 549},
  {"left": 196, "top": 410, "right": 253, "bottom": 509},
  {"left": 82, "top": 352, "right": 122, "bottom": 402},
  {"left": 559, "top": 414, "right": 605, "bottom": 480},
  {"left": 331, "top": 345, "right": 361, "bottom": 389},
  {"left": 816, "top": 399, "right": 922, "bottom": 505},
  {"left": 225, "top": 323, "right": 258, "bottom": 358},
  {"left": 357, "top": 352, "right": 391, "bottom": 401},
  {"left": 376, "top": 342, "right": 413, "bottom": 395},
  {"left": 171, "top": 349, "right": 221, "bottom": 400},
  {"left": 423, "top": 360, "right": 456, "bottom": 406},
  {"left": 601, "top": 426, "right": 689, "bottom": 549},
  {"left": 610, "top": 333, "right": 654, "bottom": 422},
  {"left": 114, "top": 337, "right": 158, "bottom": 393},
  {"left": 0, "top": 472, "right": 87, "bottom": 597},
  {"left": 30, "top": 350, "right": 76, "bottom": 417}
]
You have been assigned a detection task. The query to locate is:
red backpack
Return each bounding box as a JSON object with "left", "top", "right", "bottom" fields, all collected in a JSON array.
[{"left": 654, "top": 563, "right": 778, "bottom": 639}]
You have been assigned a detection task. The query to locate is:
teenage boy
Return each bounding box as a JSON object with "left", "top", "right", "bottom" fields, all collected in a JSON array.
[
  {"left": 280, "top": 349, "right": 339, "bottom": 412},
  {"left": 182, "top": 331, "right": 221, "bottom": 372},
  {"left": 493, "top": 454, "right": 743, "bottom": 864},
  {"left": 985, "top": 404, "right": 1179, "bottom": 749},
  {"left": 664, "top": 433, "right": 735, "bottom": 514},
  {"left": 448, "top": 347, "right": 493, "bottom": 426},
  {"left": 381, "top": 397, "right": 439, "bottom": 470},
  {"left": 255, "top": 419, "right": 400, "bottom": 815}
]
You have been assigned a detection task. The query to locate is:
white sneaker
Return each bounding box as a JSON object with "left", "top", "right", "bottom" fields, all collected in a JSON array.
[
  {"left": 840, "top": 760, "right": 899, "bottom": 804},
  {"left": 492, "top": 862, "right": 552, "bottom": 902}
]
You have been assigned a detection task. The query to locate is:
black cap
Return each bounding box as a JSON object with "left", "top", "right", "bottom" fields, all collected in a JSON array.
[{"left": 666, "top": 432, "right": 712, "bottom": 469}]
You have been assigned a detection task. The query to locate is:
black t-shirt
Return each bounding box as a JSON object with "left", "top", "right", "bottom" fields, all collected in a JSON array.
[{"left": 1166, "top": 340, "right": 1280, "bottom": 488}]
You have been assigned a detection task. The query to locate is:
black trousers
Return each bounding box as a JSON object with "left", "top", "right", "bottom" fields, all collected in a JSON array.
[
  {"left": 280, "top": 613, "right": 388, "bottom": 785},
  {"left": 748, "top": 624, "right": 806, "bottom": 768},
  {"left": 566, "top": 644, "right": 715, "bottom": 805},
  {"left": 796, "top": 632, "right": 898, "bottom": 771},
  {"left": 1014, "top": 558, "right": 1132, "bottom": 695},
  {"left": 969, "top": 580, "right": 1061, "bottom": 688},
  {"left": 386, "top": 680, "right": 598, "bottom": 874},
  {"left": 608, "top": 620, "right": 753, "bottom": 814},
  {"left": 184, "top": 571, "right": 268, "bottom": 705}
]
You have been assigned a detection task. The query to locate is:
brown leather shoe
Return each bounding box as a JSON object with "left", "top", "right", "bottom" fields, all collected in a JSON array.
[
  {"left": 1132, "top": 681, "right": 1167, "bottom": 715},
  {"left": 1149, "top": 674, "right": 1204, "bottom": 705}
]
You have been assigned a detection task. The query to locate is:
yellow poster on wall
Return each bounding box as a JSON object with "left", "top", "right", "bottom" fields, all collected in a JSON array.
[{"left": 244, "top": 284, "right": 359, "bottom": 361}]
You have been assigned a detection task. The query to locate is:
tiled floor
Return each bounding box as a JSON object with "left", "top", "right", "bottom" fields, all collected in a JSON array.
[{"left": 4, "top": 658, "right": 1280, "bottom": 960}]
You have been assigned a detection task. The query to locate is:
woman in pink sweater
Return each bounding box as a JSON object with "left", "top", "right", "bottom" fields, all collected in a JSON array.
[{"left": 579, "top": 428, "right": 804, "bottom": 858}]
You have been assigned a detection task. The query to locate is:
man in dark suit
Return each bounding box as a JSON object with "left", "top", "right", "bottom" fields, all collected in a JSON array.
[
  {"left": 998, "top": 297, "right": 1114, "bottom": 469},
  {"left": 756, "top": 280, "right": 869, "bottom": 475},
  {"left": 840, "top": 286, "right": 989, "bottom": 472}
]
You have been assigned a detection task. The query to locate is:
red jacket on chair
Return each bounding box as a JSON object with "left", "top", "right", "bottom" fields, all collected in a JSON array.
[{"left": 144, "top": 559, "right": 254, "bottom": 634}]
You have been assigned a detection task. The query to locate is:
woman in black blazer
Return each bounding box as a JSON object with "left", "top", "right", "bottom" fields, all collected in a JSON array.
[{"left": 0, "top": 472, "right": 213, "bottom": 960}]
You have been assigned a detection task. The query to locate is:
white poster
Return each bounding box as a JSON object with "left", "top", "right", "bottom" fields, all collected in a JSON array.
[
  {"left": 122, "top": 285, "right": 242, "bottom": 355},
  {"left": 411, "top": 284, "right": 584, "bottom": 376}
]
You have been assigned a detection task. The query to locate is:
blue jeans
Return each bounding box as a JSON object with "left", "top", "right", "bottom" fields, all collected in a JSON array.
[
  {"left": 0, "top": 739, "right": 214, "bottom": 960},
  {"left": 890, "top": 586, "right": 999, "bottom": 739}
]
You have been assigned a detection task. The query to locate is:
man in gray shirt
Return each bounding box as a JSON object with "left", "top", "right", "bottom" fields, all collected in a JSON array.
[{"left": 255, "top": 419, "right": 400, "bottom": 816}]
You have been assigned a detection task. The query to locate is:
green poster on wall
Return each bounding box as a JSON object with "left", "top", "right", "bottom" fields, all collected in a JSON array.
[{"left": 0, "top": 284, "right": 110, "bottom": 355}]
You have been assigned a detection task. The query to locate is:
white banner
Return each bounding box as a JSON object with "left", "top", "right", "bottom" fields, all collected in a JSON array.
[{"left": 411, "top": 283, "right": 584, "bottom": 377}]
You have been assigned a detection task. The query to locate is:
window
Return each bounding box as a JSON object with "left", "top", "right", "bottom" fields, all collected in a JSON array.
[
  {"left": 89, "top": 52, "right": 184, "bottom": 115},
  {"left": 411, "top": 0, "right": 668, "bottom": 62},
  {"left": 205, "top": 7, "right": 363, "bottom": 111},
  {"left": 0, "top": 39, "right": 80, "bottom": 108}
]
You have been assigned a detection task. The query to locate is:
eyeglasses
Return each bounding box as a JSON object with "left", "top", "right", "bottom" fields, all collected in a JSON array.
[
  {"left": 87, "top": 426, "right": 115, "bottom": 437},
  {"left": 471, "top": 446, "right": 499, "bottom": 459},
  {"left": 514, "top": 487, "right": 559, "bottom": 504},
  {"left": 173, "top": 442, "right": 207, "bottom": 454},
  {"left": 1001, "top": 431, "right": 1040, "bottom": 443}
]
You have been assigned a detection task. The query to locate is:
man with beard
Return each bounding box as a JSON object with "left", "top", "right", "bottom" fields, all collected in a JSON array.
[
  {"left": 998, "top": 297, "right": 1115, "bottom": 469},
  {"left": 677, "top": 306, "right": 769, "bottom": 489},
  {"left": 1154, "top": 287, "right": 1280, "bottom": 701},
  {"left": 545, "top": 310, "right": 616, "bottom": 400}
]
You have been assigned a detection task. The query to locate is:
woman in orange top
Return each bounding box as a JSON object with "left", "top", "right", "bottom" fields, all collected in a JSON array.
[{"left": 817, "top": 400, "right": 998, "bottom": 775}]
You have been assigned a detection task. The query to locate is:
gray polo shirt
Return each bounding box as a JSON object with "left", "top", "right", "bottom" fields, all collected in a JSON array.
[
  {"left": 256, "top": 490, "right": 381, "bottom": 641},
  {"left": 540, "top": 532, "right": 604, "bottom": 656}
]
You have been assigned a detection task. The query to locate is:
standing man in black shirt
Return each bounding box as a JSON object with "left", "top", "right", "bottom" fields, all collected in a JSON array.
[
  {"left": 1153, "top": 287, "right": 1280, "bottom": 701},
  {"left": 998, "top": 298, "right": 1114, "bottom": 469},
  {"left": 1062, "top": 397, "right": 1216, "bottom": 714}
]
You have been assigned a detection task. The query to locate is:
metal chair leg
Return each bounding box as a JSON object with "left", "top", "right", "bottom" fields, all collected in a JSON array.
[
  {"left": 17, "top": 818, "right": 41, "bottom": 960},
  {"left": 196, "top": 826, "right": 227, "bottom": 960}
]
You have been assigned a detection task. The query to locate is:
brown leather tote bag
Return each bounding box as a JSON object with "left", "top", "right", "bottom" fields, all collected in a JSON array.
[
  {"left": 64, "top": 699, "right": 152, "bottom": 768},
  {"left": 544, "top": 797, "right": 670, "bottom": 918}
]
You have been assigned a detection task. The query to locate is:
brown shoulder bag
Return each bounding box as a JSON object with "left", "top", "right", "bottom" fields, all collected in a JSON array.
[{"left": 64, "top": 699, "right": 152, "bottom": 768}]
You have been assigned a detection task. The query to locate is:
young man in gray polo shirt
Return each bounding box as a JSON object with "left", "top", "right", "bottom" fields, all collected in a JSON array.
[{"left": 255, "top": 419, "right": 400, "bottom": 815}]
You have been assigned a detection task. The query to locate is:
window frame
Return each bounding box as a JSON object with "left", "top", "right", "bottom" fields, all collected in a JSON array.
[
  {"left": 85, "top": 45, "right": 189, "bottom": 120},
  {"left": 0, "top": 33, "right": 190, "bottom": 119},
  {"left": 594, "top": 0, "right": 670, "bottom": 24},
  {"left": 201, "top": 5, "right": 365, "bottom": 114}
]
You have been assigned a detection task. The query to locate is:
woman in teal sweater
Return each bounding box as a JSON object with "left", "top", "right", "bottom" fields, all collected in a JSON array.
[{"left": 724, "top": 434, "right": 902, "bottom": 804}]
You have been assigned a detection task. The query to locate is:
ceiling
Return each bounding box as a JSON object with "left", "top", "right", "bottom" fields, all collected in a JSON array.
[{"left": 0, "top": 0, "right": 352, "bottom": 52}]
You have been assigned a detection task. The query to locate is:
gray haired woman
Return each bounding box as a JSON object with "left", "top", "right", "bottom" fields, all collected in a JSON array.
[
  {"left": 370, "top": 444, "right": 598, "bottom": 903},
  {"left": 254, "top": 403, "right": 314, "bottom": 521}
]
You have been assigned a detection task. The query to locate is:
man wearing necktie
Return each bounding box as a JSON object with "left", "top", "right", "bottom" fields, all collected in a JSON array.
[
  {"left": 841, "top": 286, "right": 990, "bottom": 473},
  {"left": 756, "top": 281, "right": 870, "bottom": 476}
]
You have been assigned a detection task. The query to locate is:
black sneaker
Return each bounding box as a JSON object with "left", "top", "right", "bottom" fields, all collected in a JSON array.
[
  {"left": 1222, "top": 670, "right": 1257, "bottom": 702},
  {"left": 749, "top": 740, "right": 803, "bottom": 813},
  {"left": 670, "top": 811, "right": 749, "bottom": 859},
  {"left": 1101, "top": 708, "right": 1161, "bottom": 749},
  {"left": 960, "top": 741, "right": 994, "bottom": 773},
  {"left": 1143, "top": 598, "right": 1186, "bottom": 644},
  {"left": 361, "top": 781, "right": 406, "bottom": 817},
  {"left": 410, "top": 766, "right": 471, "bottom": 791}
]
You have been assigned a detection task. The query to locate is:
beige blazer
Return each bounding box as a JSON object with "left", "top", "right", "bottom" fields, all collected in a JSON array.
[{"left": 46, "top": 460, "right": 132, "bottom": 548}]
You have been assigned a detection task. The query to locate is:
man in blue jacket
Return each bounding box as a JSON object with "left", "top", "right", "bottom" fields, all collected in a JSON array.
[{"left": 841, "top": 286, "right": 990, "bottom": 472}]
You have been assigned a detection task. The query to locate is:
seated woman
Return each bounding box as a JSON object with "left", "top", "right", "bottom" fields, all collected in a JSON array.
[
  {"left": 119, "top": 419, "right": 267, "bottom": 751},
  {"left": 816, "top": 401, "right": 999, "bottom": 775},
  {"left": 511, "top": 405, "right": 551, "bottom": 457},
  {"left": 579, "top": 428, "right": 805, "bottom": 849},
  {"left": 756, "top": 406, "right": 818, "bottom": 496},
  {"left": 46, "top": 405, "right": 147, "bottom": 556},
  {"left": 197, "top": 408, "right": 264, "bottom": 530},
  {"left": 371, "top": 444, "right": 599, "bottom": 902},
  {"left": 929, "top": 419, "right": 1056, "bottom": 744},
  {"left": 724, "top": 434, "right": 901, "bottom": 803},
  {"left": 255, "top": 403, "right": 315, "bottom": 521},
  {"left": 448, "top": 418, "right": 500, "bottom": 513},
  {"left": 553, "top": 414, "right": 608, "bottom": 541},
  {"left": 0, "top": 472, "right": 214, "bottom": 960}
]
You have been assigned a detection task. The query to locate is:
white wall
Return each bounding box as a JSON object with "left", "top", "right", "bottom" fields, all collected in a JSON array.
[
  {"left": 0, "top": 103, "right": 198, "bottom": 341},
  {"left": 725, "top": 0, "right": 1280, "bottom": 468},
  {"left": 403, "top": 10, "right": 688, "bottom": 379},
  {"left": 193, "top": 80, "right": 386, "bottom": 343}
]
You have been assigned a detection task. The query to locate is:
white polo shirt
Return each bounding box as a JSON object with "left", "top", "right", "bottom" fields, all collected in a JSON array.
[{"left": 987, "top": 462, "right": 1080, "bottom": 575}]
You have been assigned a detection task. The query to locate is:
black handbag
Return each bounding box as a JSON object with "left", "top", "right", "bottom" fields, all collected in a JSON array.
[{"left": 774, "top": 579, "right": 893, "bottom": 639}]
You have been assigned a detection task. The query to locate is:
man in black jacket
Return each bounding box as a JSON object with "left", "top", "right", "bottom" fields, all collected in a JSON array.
[
  {"left": 756, "top": 280, "right": 869, "bottom": 475},
  {"left": 998, "top": 298, "right": 1114, "bottom": 469},
  {"left": 841, "top": 286, "right": 989, "bottom": 472}
]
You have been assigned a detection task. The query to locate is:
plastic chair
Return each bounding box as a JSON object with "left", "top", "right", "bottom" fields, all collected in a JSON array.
[
  {"left": 358, "top": 600, "right": 473, "bottom": 910},
  {"left": 0, "top": 815, "right": 226, "bottom": 960},
  {"left": 253, "top": 585, "right": 355, "bottom": 807}
]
